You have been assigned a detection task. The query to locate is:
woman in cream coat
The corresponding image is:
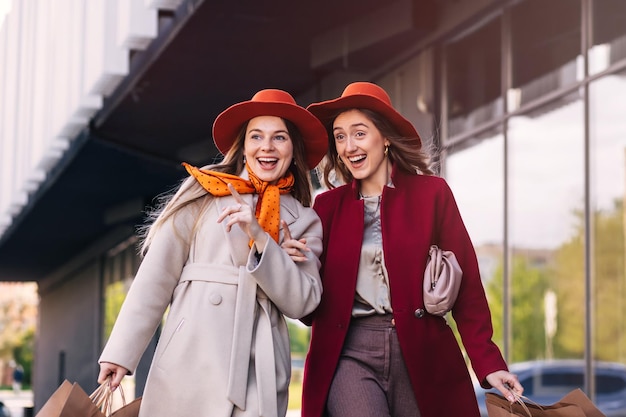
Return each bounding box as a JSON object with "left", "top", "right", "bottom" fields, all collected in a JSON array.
[{"left": 98, "top": 89, "right": 327, "bottom": 417}]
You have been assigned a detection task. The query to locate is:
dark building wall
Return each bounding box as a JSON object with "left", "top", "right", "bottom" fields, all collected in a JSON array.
[{"left": 34, "top": 261, "right": 102, "bottom": 411}]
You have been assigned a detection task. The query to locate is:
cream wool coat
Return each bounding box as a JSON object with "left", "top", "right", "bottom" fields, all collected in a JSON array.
[{"left": 99, "top": 188, "right": 323, "bottom": 417}]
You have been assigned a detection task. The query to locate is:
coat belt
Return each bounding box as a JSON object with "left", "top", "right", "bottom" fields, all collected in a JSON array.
[
  {"left": 227, "top": 266, "right": 278, "bottom": 416},
  {"left": 180, "top": 263, "right": 277, "bottom": 416}
]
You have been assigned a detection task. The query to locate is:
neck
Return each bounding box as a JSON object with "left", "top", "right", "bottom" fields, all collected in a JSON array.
[{"left": 359, "top": 160, "right": 391, "bottom": 197}]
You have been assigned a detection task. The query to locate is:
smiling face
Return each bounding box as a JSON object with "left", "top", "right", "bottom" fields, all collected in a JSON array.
[
  {"left": 244, "top": 115, "right": 294, "bottom": 183},
  {"left": 333, "top": 109, "right": 390, "bottom": 194}
]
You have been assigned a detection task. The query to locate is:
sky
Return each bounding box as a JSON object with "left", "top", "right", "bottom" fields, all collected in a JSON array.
[{"left": 0, "top": 0, "right": 11, "bottom": 27}]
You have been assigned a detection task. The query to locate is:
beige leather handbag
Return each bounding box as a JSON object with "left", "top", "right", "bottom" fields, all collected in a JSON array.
[{"left": 423, "top": 245, "right": 462, "bottom": 316}]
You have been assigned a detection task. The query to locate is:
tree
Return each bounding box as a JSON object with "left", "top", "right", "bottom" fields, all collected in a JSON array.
[
  {"left": 552, "top": 200, "right": 626, "bottom": 361},
  {"left": 486, "top": 256, "right": 551, "bottom": 362},
  {"left": 0, "top": 282, "right": 38, "bottom": 386}
]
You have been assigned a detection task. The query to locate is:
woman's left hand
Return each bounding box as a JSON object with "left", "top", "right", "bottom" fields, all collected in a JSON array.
[
  {"left": 216, "top": 183, "right": 268, "bottom": 250},
  {"left": 485, "top": 370, "right": 524, "bottom": 402}
]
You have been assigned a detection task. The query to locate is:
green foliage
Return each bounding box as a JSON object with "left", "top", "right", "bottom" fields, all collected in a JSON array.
[
  {"left": 551, "top": 200, "right": 626, "bottom": 361},
  {"left": 12, "top": 328, "right": 34, "bottom": 385},
  {"left": 287, "top": 319, "right": 310, "bottom": 356},
  {"left": 486, "top": 256, "right": 550, "bottom": 362},
  {"left": 485, "top": 199, "right": 626, "bottom": 364},
  {"left": 103, "top": 281, "right": 129, "bottom": 342}
]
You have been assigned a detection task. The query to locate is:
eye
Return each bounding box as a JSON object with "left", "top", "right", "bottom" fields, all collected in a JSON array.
[
  {"left": 274, "top": 134, "right": 288, "bottom": 141},
  {"left": 334, "top": 133, "right": 345, "bottom": 141},
  {"left": 355, "top": 131, "right": 366, "bottom": 138},
  {"left": 250, "top": 133, "right": 263, "bottom": 141}
]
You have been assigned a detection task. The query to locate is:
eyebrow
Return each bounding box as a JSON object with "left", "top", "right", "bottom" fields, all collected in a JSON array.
[
  {"left": 333, "top": 122, "right": 369, "bottom": 132},
  {"left": 247, "top": 128, "right": 289, "bottom": 135}
]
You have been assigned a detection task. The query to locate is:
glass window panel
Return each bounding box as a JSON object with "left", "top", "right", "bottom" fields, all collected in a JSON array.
[
  {"left": 379, "top": 49, "right": 436, "bottom": 148},
  {"left": 445, "top": 18, "right": 502, "bottom": 137},
  {"left": 590, "top": 0, "right": 626, "bottom": 74},
  {"left": 102, "top": 237, "right": 139, "bottom": 344},
  {"left": 589, "top": 70, "right": 626, "bottom": 367},
  {"left": 508, "top": 92, "right": 585, "bottom": 363},
  {"left": 445, "top": 131, "right": 505, "bottom": 345},
  {"left": 101, "top": 237, "right": 140, "bottom": 399},
  {"left": 509, "top": 0, "right": 582, "bottom": 110}
]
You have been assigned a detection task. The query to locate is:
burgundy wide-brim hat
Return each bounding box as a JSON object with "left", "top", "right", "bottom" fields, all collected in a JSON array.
[
  {"left": 212, "top": 89, "right": 328, "bottom": 169},
  {"left": 306, "top": 81, "right": 422, "bottom": 148}
]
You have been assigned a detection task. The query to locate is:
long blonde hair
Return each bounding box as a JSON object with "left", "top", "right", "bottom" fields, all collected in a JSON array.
[{"left": 139, "top": 117, "right": 314, "bottom": 255}]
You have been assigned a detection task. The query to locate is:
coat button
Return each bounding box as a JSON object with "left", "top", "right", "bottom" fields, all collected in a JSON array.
[
  {"left": 209, "top": 293, "right": 222, "bottom": 305},
  {"left": 414, "top": 308, "right": 425, "bottom": 318}
]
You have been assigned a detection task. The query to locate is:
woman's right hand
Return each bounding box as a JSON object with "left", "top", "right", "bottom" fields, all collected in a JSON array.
[{"left": 98, "top": 362, "right": 129, "bottom": 390}]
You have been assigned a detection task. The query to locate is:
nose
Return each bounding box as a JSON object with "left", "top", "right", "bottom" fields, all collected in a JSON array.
[
  {"left": 345, "top": 136, "right": 358, "bottom": 152},
  {"left": 260, "top": 137, "right": 275, "bottom": 150}
]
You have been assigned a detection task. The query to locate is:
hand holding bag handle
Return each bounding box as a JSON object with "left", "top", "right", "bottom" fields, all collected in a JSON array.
[
  {"left": 485, "top": 388, "right": 605, "bottom": 417},
  {"left": 89, "top": 378, "right": 140, "bottom": 417},
  {"left": 423, "top": 245, "right": 462, "bottom": 316}
]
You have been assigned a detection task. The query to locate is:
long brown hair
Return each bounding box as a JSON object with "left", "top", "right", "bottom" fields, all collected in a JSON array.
[{"left": 321, "top": 108, "right": 435, "bottom": 189}]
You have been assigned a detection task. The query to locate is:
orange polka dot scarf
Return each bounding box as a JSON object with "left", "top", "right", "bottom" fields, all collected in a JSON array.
[{"left": 182, "top": 162, "right": 294, "bottom": 244}]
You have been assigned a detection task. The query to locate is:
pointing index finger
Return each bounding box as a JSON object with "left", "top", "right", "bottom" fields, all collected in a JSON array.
[
  {"left": 281, "top": 220, "right": 293, "bottom": 241},
  {"left": 227, "top": 183, "right": 245, "bottom": 204}
]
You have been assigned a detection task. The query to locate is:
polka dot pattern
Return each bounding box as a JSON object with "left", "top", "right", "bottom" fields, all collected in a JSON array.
[{"left": 182, "top": 162, "right": 294, "bottom": 243}]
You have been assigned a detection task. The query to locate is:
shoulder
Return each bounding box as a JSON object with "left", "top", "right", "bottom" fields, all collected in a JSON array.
[
  {"left": 313, "top": 183, "right": 352, "bottom": 207},
  {"left": 394, "top": 171, "right": 451, "bottom": 195}
]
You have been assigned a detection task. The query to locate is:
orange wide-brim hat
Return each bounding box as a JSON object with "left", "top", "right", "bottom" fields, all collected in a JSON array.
[
  {"left": 306, "top": 81, "right": 422, "bottom": 148},
  {"left": 212, "top": 89, "right": 328, "bottom": 169}
]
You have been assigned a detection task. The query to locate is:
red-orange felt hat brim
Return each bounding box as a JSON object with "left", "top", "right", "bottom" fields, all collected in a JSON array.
[
  {"left": 306, "top": 82, "right": 422, "bottom": 149},
  {"left": 213, "top": 97, "right": 328, "bottom": 170}
]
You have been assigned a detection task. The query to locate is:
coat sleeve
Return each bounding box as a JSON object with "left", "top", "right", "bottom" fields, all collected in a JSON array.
[
  {"left": 98, "top": 204, "right": 197, "bottom": 373},
  {"left": 245, "top": 205, "right": 323, "bottom": 319},
  {"left": 434, "top": 179, "right": 508, "bottom": 386}
]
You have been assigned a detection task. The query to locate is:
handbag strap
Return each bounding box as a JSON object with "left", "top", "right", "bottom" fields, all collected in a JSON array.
[{"left": 428, "top": 245, "right": 443, "bottom": 288}]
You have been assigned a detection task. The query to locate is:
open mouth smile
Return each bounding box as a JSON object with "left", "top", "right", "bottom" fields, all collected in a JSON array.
[{"left": 257, "top": 157, "right": 279, "bottom": 169}]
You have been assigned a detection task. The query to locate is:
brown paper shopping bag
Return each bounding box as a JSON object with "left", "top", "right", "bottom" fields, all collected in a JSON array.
[
  {"left": 110, "top": 397, "right": 141, "bottom": 417},
  {"left": 35, "top": 380, "right": 104, "bottom": 417},
  {"left": 485, "top": 389, "right": 606, "bottom": 417},
  {"left": 90, "top": 379, "right": 141, "bottom": 417}
]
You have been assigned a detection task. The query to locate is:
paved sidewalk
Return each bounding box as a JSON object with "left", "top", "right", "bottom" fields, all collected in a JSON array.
[{"left": 0, "top": 390, "right": 33, "bottom": 417}]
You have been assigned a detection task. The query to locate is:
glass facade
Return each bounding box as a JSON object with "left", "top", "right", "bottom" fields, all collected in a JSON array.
[
  {"left": 101, "top": 237, "right": 140, "bottom": 399},
  {"left": 419, "top": 0, "right": 626, "bottom": 401},
  {"left": 589, "top": 69, "right": 626, "bottom": 364}
]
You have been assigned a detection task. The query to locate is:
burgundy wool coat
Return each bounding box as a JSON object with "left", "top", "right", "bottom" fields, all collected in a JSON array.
[{"left": 301, "top": 168, "right": 508, "bottom": 417}]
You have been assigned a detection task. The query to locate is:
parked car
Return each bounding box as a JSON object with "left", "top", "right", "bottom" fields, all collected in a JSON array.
[
  {"left": 0, "top": 400, "right": 11, "bottom": 417},
  {"left": 475, "top": 359, "right": 626, "bottom": 417}
]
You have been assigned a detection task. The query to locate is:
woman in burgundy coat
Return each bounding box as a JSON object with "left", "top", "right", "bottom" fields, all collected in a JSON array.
[{"left": 300, "top": 82, "right": 523, "bottom": 417}]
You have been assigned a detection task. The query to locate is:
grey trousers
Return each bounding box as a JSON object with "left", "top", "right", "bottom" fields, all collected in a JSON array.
[{"left": 326, "top": 314, "right": 421, "bottom": 417}]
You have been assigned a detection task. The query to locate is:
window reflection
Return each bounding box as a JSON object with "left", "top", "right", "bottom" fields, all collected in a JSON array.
[
  {"left": 589, "top": 70, "right": 626, "bottom": 364},
  {"left": 508, "top": 93, "right": 584, "bottom": 363},
  {"left": 102, "top": 237, "right": 139, "bottom": 400},
  {"left": 378, "top": 50, "right": 436, "bottom": 146},
  {"left": 590, "top": 0, "right": 626, "bottom": 74},
  {"left": 509, "top": 0, "right": 581, "bottom": 110},
  {"left": 445, "top": 132, "right": 505, "bottom": 346},
  {"left": 445, "top": 18, "right": 502, "bottom": 137}
]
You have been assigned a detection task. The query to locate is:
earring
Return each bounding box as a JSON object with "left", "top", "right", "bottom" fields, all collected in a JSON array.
[
  {"left": 243, "top": 155, "right": 247, "bottom": 164},
  {"left": 384, "top": 144, "right": 389, "bottom": 157},
  {"left": 337, "top": 154, "right": 344, "bottom": 164}
]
